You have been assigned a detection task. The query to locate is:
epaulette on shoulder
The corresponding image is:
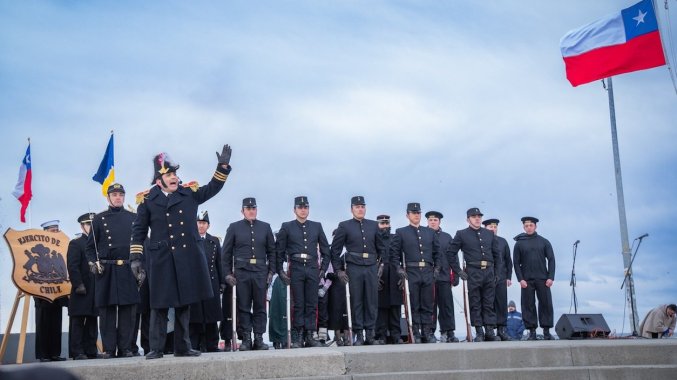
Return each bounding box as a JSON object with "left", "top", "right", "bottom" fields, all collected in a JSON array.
[
  {"left": 183, "top": 180, "right": 199, "bottom": 192},
  {"left": 136, "top": 189, "right": 150, "bottom": 205}
]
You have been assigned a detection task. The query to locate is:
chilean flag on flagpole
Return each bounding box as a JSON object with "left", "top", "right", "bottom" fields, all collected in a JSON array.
[
  {"left": 12, "top": 141, "right": 32, "bottom": 223},
  {"left": 560, "top": 0, "right": 666, "bottom": 87}
]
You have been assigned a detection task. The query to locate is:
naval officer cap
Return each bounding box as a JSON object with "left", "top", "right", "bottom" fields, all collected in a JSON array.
[
  {"left": 41, "top": 220, "right": 60, "bottom": 230},
  {"left": 197, "top": 210, "right": 210, "bottom": 224},
  {"left": 425, "top": 211, "right": 444, "bottom": 219},
  {"left": 407, "top": 203, "right": 421, "bottom": 213},
  {"left": 376, "top": 214, "right": 390, "bottom": 223},
  {"left": 242, "top": 197, "right": 257, "bottom": 208},
  {"left": 482, "top": 218, "right": 500, "bottom": 226},
  {"left": 294, "top": 196, "right": 309, "bottom": 207},
  {"left": 521, "top": 216, "right": 539, "bottom": 224},
  {"left": 466, "top": 207, "right": 483, "bottom": 217},
  {"left": 351, "top": 196, "right": 366, "bottom": 206},
  {"left": 107, "top": 183, "right": 126, "bottom": 195},
  {"left": 77, "top": 213, "right": 95, "bottom": 225}
]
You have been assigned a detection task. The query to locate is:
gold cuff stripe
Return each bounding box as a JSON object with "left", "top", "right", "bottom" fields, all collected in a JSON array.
[{"left": 213, "top": 171, "right": 228, "bottom": 182}]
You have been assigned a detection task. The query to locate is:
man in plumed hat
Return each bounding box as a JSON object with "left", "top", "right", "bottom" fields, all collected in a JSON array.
[
  {"left": 446, "top": 208, "right": 502, "bottom": 342},
  {"left": 375, "top": 214, "right": 402, "bottom": 344},
  {"left": 426, "top": 210, "right": 459, "bottom": 343},
  {"left": 86, "top": 183, "right": 140, "bottom": 358},
  {"left": 188, "top": 211, "right": 225, "bottom": 352},
  {"left": 330, "top": 196, "right": 386, "bottom": 345},
  {"left": 34, "top": 220, "right": 68, "bottom": 362},
  {"left": 222, "top": 197, "right": 276, "bottom": 351},
  {"left": 68, "top": 213, "right": 98, "bottom": 360},
  {"left": 391, "top": 203, "right": 440, "bottom": 343},
  {"left": 513, "top": 216, "right": 556, "bottom": 340},
  {"left": 482, "top": 218, "right": 512, "bottom": 341},
  {"left": 129, "top": 145, "right": 233, "bottom": 359},
  {"left": 275, "top": 196, "right": 330, "bottom": 348}
]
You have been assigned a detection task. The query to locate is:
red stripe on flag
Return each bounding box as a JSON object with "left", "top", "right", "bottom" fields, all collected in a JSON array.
[
  {"left": 564, "top": 31, "right": 666, "bottom": 87},
  {"left": 19, "top": 169, "right": 32, "bottom": 223}
]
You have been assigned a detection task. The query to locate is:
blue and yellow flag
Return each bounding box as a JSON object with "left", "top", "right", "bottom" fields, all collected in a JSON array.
[{"left": 92, "top": 133, "right": 115, "bottom": 196}]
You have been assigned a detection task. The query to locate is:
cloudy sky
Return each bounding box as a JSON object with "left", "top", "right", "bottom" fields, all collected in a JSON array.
[{"left": 1, "top": 0, "right": 675, "bottom": 336}]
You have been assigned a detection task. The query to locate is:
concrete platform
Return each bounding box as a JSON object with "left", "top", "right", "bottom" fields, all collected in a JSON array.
[{"left": 1, "top": 339, "right": 675, "bottom": 380}]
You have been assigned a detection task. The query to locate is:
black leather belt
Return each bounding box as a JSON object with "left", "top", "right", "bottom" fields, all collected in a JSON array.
[
  {"left": 348, "top": 251, "right": 372, "bottom": 259},
  {"left": 236, "top": 257, "right": 261, "bottom": 264},
  {"left": 291, "top": 253, "right": 316, "bottom": 260},
  {"left": 467, "top": 260, "right": 493, "bottom": 269},
  {"left": 406, "top": 261, "right": 431, "bottom": 268},
  {"left": 100, "top": 259, "right": 129, "bottom": 266}
]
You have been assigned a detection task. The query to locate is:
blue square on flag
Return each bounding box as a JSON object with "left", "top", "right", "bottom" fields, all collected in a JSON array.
[{"left": 622, "top": 0, "right": 658, "bottom": 40}]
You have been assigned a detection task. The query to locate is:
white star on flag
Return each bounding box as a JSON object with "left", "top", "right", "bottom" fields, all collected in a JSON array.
[{"left": 633, "top": 9, "right": 647, "bottom": 26}]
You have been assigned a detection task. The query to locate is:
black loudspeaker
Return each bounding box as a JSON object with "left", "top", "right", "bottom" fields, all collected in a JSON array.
[{"left": 555, "top": 314, "right": 610, "bottom": 339}]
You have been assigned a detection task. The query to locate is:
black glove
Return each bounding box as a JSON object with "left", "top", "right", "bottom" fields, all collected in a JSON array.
[
  {"left": 396, "top": 267, "right": 408, "bottom": 281},
  {"left": 458, "top": 270, "right": 468, "bottom": 281},
  {"left": 433, "top": 267, "right": 440, "bottom": 281},
  {"left": 319, "top": 269, "right": 325, "bottom": 280},
  {"left": 75, "top": 284, "right": 86, "bottom": 295},
  {"left": 397, "top": 278, "right": 405, "bottom": 290},
  {"left": 452, "top": 273, "right": 460, "bottom": 287},
  {"left": 378, "top": 277, "right": 385, "bottom": 291},
  {"left": 377, "top": 263, "right": 384, "bottom": 279},
  {"left": 267, "top": 271, "right": 274, "bottom": 286},
  {"left": 325, "top": 272, "right": 337, "bottom": 281},
  {"left": 337, "top": 270, "right": 349, "bottom": 285},
  {"left": 216, "top": 144, "right": 232, "bottom": 166},
  {"left": 279, "top": 271, "right": 291, "bottom": 286},
  {"left": 130, "top": 260, "right": 143, "bottom": 282},
  {"left": 219, "top": 283, "right": 226, "bottom": 294},
  {"left": 136, "top": 269, "right": 146, "bottom": 287},
  {"left": 225, "top": 274, "right": 237, "bottom": 287}
]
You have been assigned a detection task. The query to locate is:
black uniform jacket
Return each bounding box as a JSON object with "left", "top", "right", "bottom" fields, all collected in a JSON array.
[
  {"left": 67, "top": 234, "right": 97, "bottom": 316},
  {"left": 513, "top": 232, "right": 555, "bottom": 282},
  {"left": 275, "top": 219, "right": 330, "bottom": 273},
  {"left": 390, "top": 225, "right": 441, "bottom": 269},
  {"left": 190, "top": 233, "right": 224, "bottom": 323},
  {"left": 496, "top": 235, "right": 513, "bottom": 281},
  {"left": 222, "top": 219, "right": 275, "bottom": 275},
  {"left": 330, "top": 218, "right": 385, "bottom": 270},
  {"left": 130, "top": 165, "right": 230, "bottom": 309},
  {"left": 434, "top": 229, "right": 454, "bottom": 283},
  {"left": 87, "top": 206, "right": 140, "bottom": 307},
  {"left": 446, "top": 226, "right": 501, "bottom": 275}
]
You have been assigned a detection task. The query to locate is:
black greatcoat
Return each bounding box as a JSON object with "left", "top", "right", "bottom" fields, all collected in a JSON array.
[
  {"left": 189, "top": 233, "right": 225, "bottom": 323},
  {"left": 378, "top": 232, "right": 402, "bottom": 307},
  {"left": 86, "top": 207, "right": 140, "bottom": 307},
  {"left": 131, "top": 165, "right": 230, "bottom": 309},
  {"left": 67, "top": 234, "right": 97, "bottom": 316}
]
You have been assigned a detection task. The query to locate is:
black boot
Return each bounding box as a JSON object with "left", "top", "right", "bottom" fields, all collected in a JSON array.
[
  {"left": 424, "top": 326, "right": 436, "bottom": 343},
  {"left": 366, "top": 330, "right": 382, "bottom": 345},
  {"left": 290, "top": 328, "right": 303, "bottom": 348},
  {"left": 412, "top": 324, "right": 422, "bottom": 344},
  {"left": 239, "top": 333, "right": 253, "bottom": 351},
  {"left": 354, "top": 330, "right": 365, "bottom": 346},
  {"left": 253, "top": 333, "right": 269, "bottom": 350},
  {"left": 473, "top": 326, "right": 485, "bottom": 342},
  {"left": 543, "top": 328, "right": 554, "bottom": 340},
  {"left": 335, "top": 330, "right": 344, "bottom": 346},
  {"left": 497, "top": 326, "right": 510, "bottom": 341},
  {"left": 304, "top": 330, "right": 322, "bottom": 347},
  {"left": 446, "top": 331, "right": 459, "bottom": 343},
  {"left": 527, "top": 328, "right": 537, "bottom": 340},
  {"left": 484, "top": 326, "right": 500, "bottom": 341}
]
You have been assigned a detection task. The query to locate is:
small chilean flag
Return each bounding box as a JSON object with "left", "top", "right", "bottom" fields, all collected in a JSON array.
[
  {"left": 12, "top": 142, "right": 32, "bottom": 223},
  {"left": 560, "top": 0, "right": 666, "bottom": 87}
]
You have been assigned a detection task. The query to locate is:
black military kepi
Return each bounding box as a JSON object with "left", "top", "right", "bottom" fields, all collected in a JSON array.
[
  {"left": 77, "top": 213, "right": 95, "bottom": 225},
  {"left": 294, "top": 196, "right": 309, "bottom": 207},
  {"left": 482, "top": 218, "right": 500, "bottom": 226},
  {"left": 107, "top": 183, "right": 125, "bottom": 195},
  {"left": 152, "top": 152, "right": 180, "bottom": 185},
  {"left": 197, "top": 210, "right": 210, "bottom": 224},
  {"left": 521, "top": 216, "right": 539, "bottom": 224},
  {"left": 351, "top": 195, "right": 365, "bottom": 205},
  {"left": 466, "top": 207, "right": 483, "bottom": 217},
  {"left": 425, "top": 211, "right": 443, "bottom": 219},
  {"left": 407, "top": 202, "right": 421, "bottom": 213},
  {"left": 242, "top": 197, "right": 257, "bottom": 208}
]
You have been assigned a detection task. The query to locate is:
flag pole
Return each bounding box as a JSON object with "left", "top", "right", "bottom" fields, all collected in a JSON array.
[
  {"left": 605, "top": 77, "right": 639, "bottom": 335},
  {"left": 27, "top": 137, "right": 32, "bottom": 229}
]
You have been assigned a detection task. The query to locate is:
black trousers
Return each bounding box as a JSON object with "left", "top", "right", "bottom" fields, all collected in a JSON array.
[
  {"left": 376, "top": 305, "right": 401, "bottom": 339},
  {"left": 406, "top": 266, "right": 434, "bottom": 327},
  {"left": 235, "top": 269, "right": 267, "bottom": 334},
  {"left": 318, "top": 286, "right": 329, "bottom": 329},
  {"left": 290, "top": 263, "right": 319, "bottom": 330},
  {"left": 521, "top": 280, "right": 553, "bottom": 329},
  {"left": 131, "top": 311, "right": 150, "bottom": 354},
  {"left": 99, "top": 304, "right": 136, "bottom": 355},
  {"left": 69, "top": 315, "right": 98, "bottom": 357},
  {"left": 189, "top": 322, "right": 219, "bottom": 351},
  {"left": 220, "top": 285, "right": 234, "bottom": 341},
  {"left": 494, "top": 278, "right": 508, "bottom": 326},
  {"left": 433, "top": 281, "right": 456, "bottom": 332},
  {"left": 467, "top": 267, "right": 496, "bottom": 326},
  {"left": 346, "top": 264, "right": 378, "bottom": 330},
  {"left": 34, "top": 300, "right": 63, "bottom": 359},
  {"left": 150, "top": 305, "right": 191, "bottom": 353}
]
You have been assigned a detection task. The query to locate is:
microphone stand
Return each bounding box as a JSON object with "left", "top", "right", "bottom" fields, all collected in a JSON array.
[
  {"left": 621, "top": 234, "right": 648, "bottom": 336},
  {"left": 570, "top": 241, "right": 579, "bottom": 314}
]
